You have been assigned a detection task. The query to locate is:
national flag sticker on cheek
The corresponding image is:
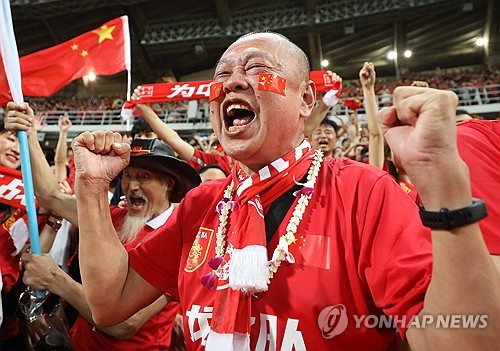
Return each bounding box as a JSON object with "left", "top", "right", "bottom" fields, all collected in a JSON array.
[
  {"left": 258, "top": 73, "right": 286, "bottom": 96},
  {"left": 209, "top": 82, "right": 223, "bottom": 101}
]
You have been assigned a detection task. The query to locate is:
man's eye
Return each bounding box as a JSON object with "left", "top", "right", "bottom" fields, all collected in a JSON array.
[
  {"left": 215, "top": 71, "right": 230, "bottom": 78},
  {"left": 246, "top": 64, "right": 266, "bottom": 73}
]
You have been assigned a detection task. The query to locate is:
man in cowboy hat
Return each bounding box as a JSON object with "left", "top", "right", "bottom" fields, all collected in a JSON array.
[{"left": 3, "top": 109, "right": 200, "bottom": 350}]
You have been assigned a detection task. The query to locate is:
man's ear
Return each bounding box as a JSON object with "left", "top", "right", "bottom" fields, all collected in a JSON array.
[
  {"left": 166, "top": 177, "right": 175, "bottom": 192},
  {"left": 300, "top": 80, "right": 316, "bottom": 119}
]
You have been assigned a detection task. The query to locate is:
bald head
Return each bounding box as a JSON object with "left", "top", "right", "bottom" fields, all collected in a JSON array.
[{"left": 234, "top": 32, "right": 310, "bottom": 83}]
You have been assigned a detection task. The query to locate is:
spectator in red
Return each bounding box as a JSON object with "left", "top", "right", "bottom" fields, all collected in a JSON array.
[{"left": 65, "top": 33, "right": 500, "bottom": 351}]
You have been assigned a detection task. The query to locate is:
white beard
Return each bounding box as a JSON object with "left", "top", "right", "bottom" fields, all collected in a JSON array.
[{"left": 117, "top": 213, "right": 154, "bottom": 244}]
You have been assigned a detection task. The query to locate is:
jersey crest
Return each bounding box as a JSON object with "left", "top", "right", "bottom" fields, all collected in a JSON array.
[{"left": 184, "top": 227, "right": 214, "bottom": 272}]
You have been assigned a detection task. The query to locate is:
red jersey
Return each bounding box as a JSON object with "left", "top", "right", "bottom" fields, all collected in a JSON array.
[
  {"left": 457, "top": 120, "right": 500, "bottom": 254},
  {"left": 70, "top": 206, "right": 179, "bottom": 351},
  {"left": 130, "top": 158, "right": 434, "bottom": 351},
  {"left": 189, "top": 149, "right": 232, "bottom": 176}
]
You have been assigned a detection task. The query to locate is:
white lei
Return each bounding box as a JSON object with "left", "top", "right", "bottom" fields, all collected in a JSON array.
[{"left": 214, "top": 149, "right": 323, "bottom": 283}]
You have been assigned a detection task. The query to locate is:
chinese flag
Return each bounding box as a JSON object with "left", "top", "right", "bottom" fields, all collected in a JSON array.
[
  {"left": 343, "top": 98, "right": 362, "bottom": 110},
  {"left": 258, "top": 73, "right": 286, "bottom": 96},
  {"left": 209, "top": 82, "right": 223, "bottom": 101},
  {"left": 0, "top": 16, "right": 130, "bottom": 105}
]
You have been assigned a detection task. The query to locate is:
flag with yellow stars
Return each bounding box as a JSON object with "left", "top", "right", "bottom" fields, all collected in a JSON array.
[
  {"left": 0, "top": 16, "right": 130, "bottom": 103},
  {"left": 257, "top": 73, "right": 287, "bottom": 96}
]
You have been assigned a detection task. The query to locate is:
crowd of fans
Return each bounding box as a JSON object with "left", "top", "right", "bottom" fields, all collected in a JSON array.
[
  {"left": 341, "top": 64, "right": 500, "bottom": 99},
  {"left": 0, "top": 64, "right": 496, "bottom": 118}
]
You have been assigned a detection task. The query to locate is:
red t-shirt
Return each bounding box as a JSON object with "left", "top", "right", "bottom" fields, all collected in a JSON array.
[
  {"left": 130, "top": 158, "right": 434, "bottom": 351},
  {"left": 70, "top": 207, "right": 180, "bottom": 351},
  {"left": 189, "top": 149, "right": 232, "bottom": 176},
  {"left": 457, "top": 120, "right": 500, "bottom": 254}
]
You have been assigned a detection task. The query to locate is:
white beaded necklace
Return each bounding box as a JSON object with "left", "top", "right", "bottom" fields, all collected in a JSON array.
[{"left": 213, "top": 149, "right": 324, "bottom": 284}]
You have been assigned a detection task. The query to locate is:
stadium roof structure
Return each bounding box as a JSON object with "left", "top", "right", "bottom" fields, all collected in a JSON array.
[{"left": 10, "top": 0, "right": 500, "bottom": 87}]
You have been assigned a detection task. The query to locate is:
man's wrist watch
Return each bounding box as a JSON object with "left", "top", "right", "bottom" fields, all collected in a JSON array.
[
  {"left": 46, "top": 216, "right": 63, "bottom": 231},
  {"left": 419, "top": 198, "right": 487, "bottom": 230}
]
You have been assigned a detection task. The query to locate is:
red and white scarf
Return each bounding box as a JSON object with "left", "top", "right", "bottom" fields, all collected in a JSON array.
[{"left": 206, "top": 140, "right": 315, "bottom": 350}]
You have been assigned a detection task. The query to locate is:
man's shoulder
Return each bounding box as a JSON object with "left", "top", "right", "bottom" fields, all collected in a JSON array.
[
  {"left": 322, "top": 157, "right": 388, "bottom": 180},
  {"left": 192, "top": 178, "right": 228, "bottom": 191},
  {"left": 182, "top": 178, "right": 229, "bottom": 205},
  {"left": 457, "top": 119, "right": 500, "bottom": 134},
  {"left": 317, "top": 157, "right": 398, "bottom": 201}
]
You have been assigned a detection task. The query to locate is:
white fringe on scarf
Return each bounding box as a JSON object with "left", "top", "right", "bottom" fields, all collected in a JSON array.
[
  {"left": 205, "top": 329, "right": 250, "bottom": 351},
  {"left": 229, "top": 245, "right": 269, "bottom": 294}
]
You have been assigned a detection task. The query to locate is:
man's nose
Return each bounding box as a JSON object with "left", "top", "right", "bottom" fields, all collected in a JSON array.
[
  {"left": 223, "top": 70, "right": 249, "bottom": 93},
  {"left": 128, "top": 179, "right": 141, "bottom": 190}
]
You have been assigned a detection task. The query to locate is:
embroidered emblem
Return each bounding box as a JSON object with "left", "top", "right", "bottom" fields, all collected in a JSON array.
[
  {"left": 2, "top": 209, "right": 21, "bottom": 231},
  {"left": 399, "top": 182, "right": 411, "bottom": 194},
  {"left": 185, "top": 227, "right": 214, "bottom": 272}
]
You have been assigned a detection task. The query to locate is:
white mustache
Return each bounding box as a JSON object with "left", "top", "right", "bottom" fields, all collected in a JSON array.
[{"left": 128, "top": 192, "right": 147, "bottom": 201}]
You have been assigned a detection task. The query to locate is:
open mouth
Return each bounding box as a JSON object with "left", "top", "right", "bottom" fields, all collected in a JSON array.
[
  {"left": 129, "top": 195, "right": 146, "bottom": 210},
  {"left": 224, "top": 103, "right": 256, "bottom": 132},
  {"left": 318, "top": 140, "right": 330, "bottom": 148}
]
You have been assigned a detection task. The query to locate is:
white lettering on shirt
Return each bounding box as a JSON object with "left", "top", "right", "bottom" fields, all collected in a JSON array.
[
  {"left": 256, "top": 314, "right": 277, "bottom": 351},
  {"left": 254, "top": 314, "right": 306, "bottom": 351},
  {"left": 186, "top": 304, "right": 213, "bottom": 345},
  {"left": 185, "top": 305, "right": 305, "bottom": 350},
  {"left": 281, "top": 318, "right": 306, "bottom": 351}
]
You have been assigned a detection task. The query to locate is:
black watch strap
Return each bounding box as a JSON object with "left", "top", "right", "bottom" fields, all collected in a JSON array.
[
  {"left": 46, "top": 217, "right": 63, "bottom": 231},
  {"left": 419, "top": 198, "right": 488, "bottom": 230}
]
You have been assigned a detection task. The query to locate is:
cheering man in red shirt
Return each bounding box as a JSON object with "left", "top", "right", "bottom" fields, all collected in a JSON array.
[{"left": 28, "top": 32, "right": 500, "bottom": 351}]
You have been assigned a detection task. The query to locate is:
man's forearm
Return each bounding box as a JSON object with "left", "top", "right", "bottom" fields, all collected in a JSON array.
[
  {"left": 54, "top": 129, "right": 68, "bottom": 182},
  {"left": 75, "top": 180, "right": 130, "bottom": 325},
  {"left": 141, "top": 107, "right": 195, "bottom": 161},
  {"left": 99, "top": 295, "right": 168, "bottom": 340},
  {"left": 28, "top": 132, "right": 78, "bottom": 225},
  {"left": 408, "top": 161, "right": 500, "bottom": 350},
  {"left": 304, "top": 101, "right": 330, "bottom": 138},
  {"left": 53, "top": 269, "right": 168, "bottom": 340},
  {"left": 362, "top": 86, "right": 384, "bottom": 169}
]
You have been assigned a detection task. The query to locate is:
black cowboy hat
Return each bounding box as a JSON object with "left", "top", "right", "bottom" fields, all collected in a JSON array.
[{"left": 128, "top": 138, "right": 201, "bottom": 202}]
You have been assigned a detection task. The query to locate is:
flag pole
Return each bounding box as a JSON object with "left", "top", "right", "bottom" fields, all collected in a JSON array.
[
  {"left": 122, "top": 15, "right": 132, "bottom": 131},
  {"left": 0, "top": 0, "right": 41, "bottom": 255}
]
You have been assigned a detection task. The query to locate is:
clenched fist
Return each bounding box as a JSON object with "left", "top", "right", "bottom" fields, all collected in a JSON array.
[
  {"left": 72, "top": 131, "right": 130, "bottom": 189},
  {"left": 377, "top": 87, "right": 470, "bottom": 210}
]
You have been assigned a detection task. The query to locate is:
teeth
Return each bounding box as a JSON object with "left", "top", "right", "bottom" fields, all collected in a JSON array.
[
  {"left": 227, "top": 103, "right": 252, "bottom": 113},
  {"left": 228, "top": 125, "right": 246, "bottom": 132}
]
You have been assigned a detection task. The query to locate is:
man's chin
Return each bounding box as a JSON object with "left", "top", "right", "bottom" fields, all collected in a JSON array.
[{"left": 126, "top": 206, "right": 146, "bottom": 217}]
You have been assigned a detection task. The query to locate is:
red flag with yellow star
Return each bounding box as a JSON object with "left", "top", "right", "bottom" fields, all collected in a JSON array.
[
  {"left": 0, "top": 16, "right": 130, "bottom": 104},
  {"left": 258, "top": 73, "right": 286, "bottom": 96}
]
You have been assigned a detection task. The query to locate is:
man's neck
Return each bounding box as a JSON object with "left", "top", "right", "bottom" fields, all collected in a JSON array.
[{"left": 236, "top": 138, "right": 307, "bottom": 176}]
